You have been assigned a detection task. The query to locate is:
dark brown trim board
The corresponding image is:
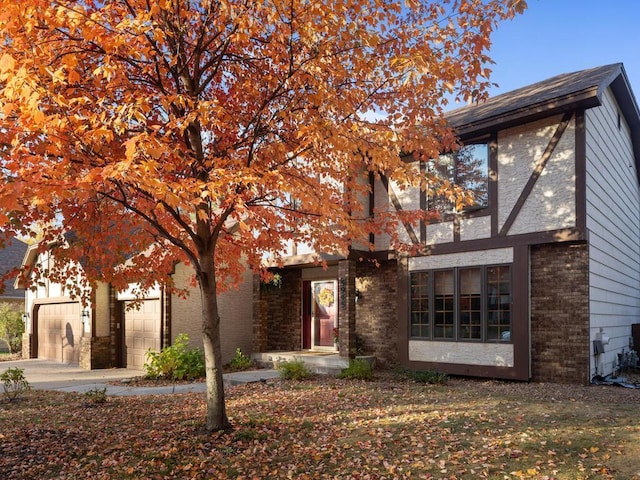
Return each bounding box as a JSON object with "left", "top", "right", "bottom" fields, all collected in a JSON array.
[
  {"left": 512, "top": 244, "right": 531, "bottom": 380},
  {"left": 574, "top": 110, "right": 587, "bottom": 234},
  {"left": 489, "top": 135, "right": 499, "bottom": 237}
]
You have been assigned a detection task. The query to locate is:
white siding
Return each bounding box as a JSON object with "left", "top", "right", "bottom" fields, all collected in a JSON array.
[{"left": 586, "top": 87, "right": 640, "bottom": 377}]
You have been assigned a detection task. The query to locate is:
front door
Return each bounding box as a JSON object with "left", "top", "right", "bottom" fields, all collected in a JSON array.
[{"left": 311, "top": 280, "right": 338, "bottom": 349}]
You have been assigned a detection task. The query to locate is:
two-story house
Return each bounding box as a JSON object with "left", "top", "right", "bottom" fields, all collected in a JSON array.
[{"left": 253, "top": 63, "right": 640, "bottom": 384}]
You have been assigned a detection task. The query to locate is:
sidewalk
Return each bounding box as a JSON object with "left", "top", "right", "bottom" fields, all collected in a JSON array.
[{"left": 0, "top": 359, "right": 280, "bottom": 396}]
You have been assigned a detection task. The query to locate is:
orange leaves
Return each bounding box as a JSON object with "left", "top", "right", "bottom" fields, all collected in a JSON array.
[
  {"left": 0, "top": 53, "right": 15, "bottom": 75},
  {"left": 2, "top": 376, "right": 636, "bottom": 479}
]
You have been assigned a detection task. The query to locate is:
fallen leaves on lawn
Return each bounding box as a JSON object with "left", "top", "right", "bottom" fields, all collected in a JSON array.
[{"left": 1, "top": 376, "right": 639, "bottom": 479}]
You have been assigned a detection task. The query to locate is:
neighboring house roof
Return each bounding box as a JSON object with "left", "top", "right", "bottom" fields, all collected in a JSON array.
[
  {"left": 0, "top": 238, "right": 28, "bottom": 300},
  {"left": 446, "top": 63, "right": 640, "bottom": 171}
]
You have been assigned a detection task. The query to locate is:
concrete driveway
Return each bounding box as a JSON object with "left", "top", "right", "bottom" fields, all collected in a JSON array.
[
  {"left": 0, "top": 359, "right": 144, "bottom": 391},
  {"left": 0, "top": 359, "right": 280, "bottom": 395}
]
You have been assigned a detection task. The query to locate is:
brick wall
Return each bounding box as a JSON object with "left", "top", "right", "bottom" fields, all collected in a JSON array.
[
  {"left": 355, "top": 260, "right": 398, "bottom": 367},
  {"left": 80, "top": 336, "right": 112, "bottom": 369},
  {"left": 255, "top": 269, "right": 302, "bottom": 351},
  {"left": 530, "top": 242, "right": 590, "bottom": 384}
]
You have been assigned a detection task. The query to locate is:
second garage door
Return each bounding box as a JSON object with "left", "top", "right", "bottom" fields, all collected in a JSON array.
[
  {"left": 37, "top": 302, "right": 82, "bottom": 364},
  {"left": 123, "top": 299, "right": 161, "bottom": 368}
]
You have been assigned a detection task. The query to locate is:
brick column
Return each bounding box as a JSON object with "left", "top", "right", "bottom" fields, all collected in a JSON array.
[
  {"left": 252, "top": 273, "right": 268, "bottom": 353},
  {"left": 338, "top": 259, "right": 356, "bottom": 358},
  {"left": 22, "top": 332, "right": 32, "bottom": 359},
  {"left": 531, "top": 242, "right": 590, "bottom": 384}
]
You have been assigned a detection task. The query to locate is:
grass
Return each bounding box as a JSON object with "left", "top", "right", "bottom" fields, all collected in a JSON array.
[{"left": 0, "top": 376, "right": 638, "bottom": 479}]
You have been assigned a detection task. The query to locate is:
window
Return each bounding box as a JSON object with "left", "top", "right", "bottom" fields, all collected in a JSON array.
[
  {"left": 459, "top": 268, "right": 482, "bottom": 340},
  {"left": 428, "top": 143, "right": 489, "bottom": 212},
  {"left": 487, "top": 266, "right": 511, "bottom": 341},
  {"left": 433, "top": 270, "right": 454, "bottom": 339},
  {"left": 409, "top": 265, "right": 511, "bottom": 342},
  {"left": 410, "top": 272, "right": 429, "bottom": 337}
]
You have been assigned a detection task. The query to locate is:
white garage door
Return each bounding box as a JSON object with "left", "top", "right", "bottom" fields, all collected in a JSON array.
[
  {"left": 37, "top": 302, "right": 82, "bottom": 364},
  {"left": 124, "top": 299, "right": 161, "bottom": 368}
]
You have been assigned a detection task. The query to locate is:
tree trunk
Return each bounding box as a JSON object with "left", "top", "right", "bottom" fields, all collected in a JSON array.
[{"left": 198, "top": 251, "right": 231, "bottom": 432}]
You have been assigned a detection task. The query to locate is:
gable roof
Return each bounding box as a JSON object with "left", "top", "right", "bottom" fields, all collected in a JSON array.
[
  {"left": 0, "top": 238, "right": 28, "bottom": 300},
  {"left": 446, "top": 63, "right": 640, "bottom": 176}
]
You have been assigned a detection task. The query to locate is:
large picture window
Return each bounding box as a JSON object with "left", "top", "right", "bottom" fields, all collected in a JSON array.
[
  {"left": 427, "top": 143, "right": 489, "bottom": 213},
  {"left": 409, "top": 265, "right": 511, "bottom": 342}
]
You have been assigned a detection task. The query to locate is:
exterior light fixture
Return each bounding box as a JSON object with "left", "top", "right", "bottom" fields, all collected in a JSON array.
[{"left": 355, "top": 289, "right": 362, "bottom": 303}]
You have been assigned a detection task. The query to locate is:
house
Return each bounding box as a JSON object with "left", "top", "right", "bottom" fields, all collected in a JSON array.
[
  {"left": 253, "top": 63, "right": 640, "bottom": 384},
  {"left": 0, "top": 237, "right": 28, "bottom": 309},
  {"left": 17, "top": 243, "right": 254, "bottom": 369}
]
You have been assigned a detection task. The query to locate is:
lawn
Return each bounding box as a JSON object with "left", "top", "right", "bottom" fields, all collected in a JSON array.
[{"left": 1, "top": 375, "right": 639, "bottom": 479}]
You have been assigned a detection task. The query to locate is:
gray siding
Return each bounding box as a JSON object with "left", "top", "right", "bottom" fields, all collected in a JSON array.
[{"left": 585, "top": 87, "right": 640, "bottom": 377}]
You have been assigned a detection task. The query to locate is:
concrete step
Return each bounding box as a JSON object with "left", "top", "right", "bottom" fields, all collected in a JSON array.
[{"left": 252, "top": 351, "right": 349, "bottom": 375}]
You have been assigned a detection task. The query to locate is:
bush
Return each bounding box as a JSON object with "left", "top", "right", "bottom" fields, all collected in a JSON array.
[
  {"left": 402, "top": 369, "right": 448, "bottom": 385},
  {"left": 84, "top": 386, "right": 107, "bottom": 404},
  {"left": 1, "top": 367, "right": 30, "bottom": 402},
  {"left": 338, "top": 359, "right": 375, "bottom": 380},
  {"left": 144, "top": 334, "right": 205, "bottom": 381},
  {"left": 278, "top": 360, "right": 312, "bottom": 380},
  {"left": 0, "top": 303, "right": 24, "bottom": 354},
  {"left": 229, "top": 348, "right": 253, "bottom": 371}
]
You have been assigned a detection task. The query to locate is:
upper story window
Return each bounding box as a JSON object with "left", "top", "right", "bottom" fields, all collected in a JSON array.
[{"left": 427, "top": 143, "right": 489, "bottom": 213}]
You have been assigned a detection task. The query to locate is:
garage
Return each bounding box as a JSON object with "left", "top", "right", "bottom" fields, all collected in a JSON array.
[
  {"left": 36, "top": 302, "right": 83, "bottom": 364},
  {"left": 123, "top": 299, "right": 161, "bottom": 368}
]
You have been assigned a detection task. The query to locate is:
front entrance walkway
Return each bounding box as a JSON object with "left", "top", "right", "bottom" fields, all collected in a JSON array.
[{"left": 252, "top": 351, "right": 348, "bottom": 374}]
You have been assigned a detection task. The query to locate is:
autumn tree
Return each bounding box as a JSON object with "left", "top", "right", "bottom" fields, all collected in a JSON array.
[{"left": 0, "top": 0, "right": 525, "bottom": 431}]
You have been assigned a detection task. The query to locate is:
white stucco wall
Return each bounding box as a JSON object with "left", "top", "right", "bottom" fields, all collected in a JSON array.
[
  {"left": 408, "top": 247, "right": 513, "bottom": 271},
  {"left": 586, "top": 87, "right": 640, "bottom": 377},
  {"left": 409, "top": 340, "right": 514, "bottom": 366},
  {"left": 459, "top": 216, "right": 491, "bottom": 241},
  {"left": 425, "top": 221, "right": 454, "bottom": 245},
  {"left": 498, "top": 115, "right": 577, "bottom": 235}
]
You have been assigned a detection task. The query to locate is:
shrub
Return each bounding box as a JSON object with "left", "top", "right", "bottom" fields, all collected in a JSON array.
[
  {"left": 1, "top": 367, "right": 30, "bottom": 402},
  {"left": 0, "top": 303, "right": 24, "bottom": 354},
  {"left": 84, "top": 386, "right": 108, "bottom": 404},
  {"left": 144, "top": 334, "right": 205, "bottom": 381},
  {"left": 229, "top": 348, "right": 253, "bottom": 371},
  {"left": 403, "top": 369, "right": 448, "bottom": 385},
  {"left": 338, "top": 359, "right": 375, "bottom": 380},
  {"left": 278, "top": 360, "right": 312, "bottom": 380}
]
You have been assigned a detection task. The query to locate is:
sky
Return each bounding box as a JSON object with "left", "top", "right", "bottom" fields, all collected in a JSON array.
[{"left": 473, "top": 0, "right": 640, "bottom": 103}]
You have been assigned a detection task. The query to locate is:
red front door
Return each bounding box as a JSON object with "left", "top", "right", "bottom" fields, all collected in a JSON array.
[{"left": 311, "top": 280, "right": 337, "bottom": 348}]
